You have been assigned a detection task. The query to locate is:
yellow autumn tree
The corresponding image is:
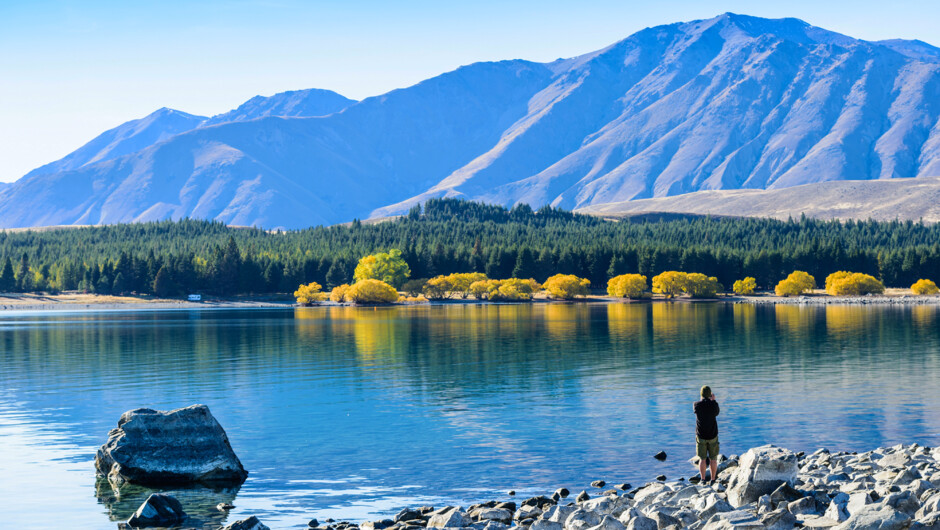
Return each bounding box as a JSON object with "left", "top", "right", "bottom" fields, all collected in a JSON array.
[
  {"left": 685, "top": 273, "right": 721, "bottom": 298},
  {"left": 825, "top": 271, "right": 852, "bottom": 292},
  {"left": 330, "top": 284, "right": 350, "bottom": 302},
  {"left": 775, "top": 270, "right": 816, "bottom": 297},
  {"left": 424, "top": 272, "right": 488, "bottom": 299},
  {"left": 732, "top": 277, "right": 757, "bottom": 295},
  {"left": 607, "top": 274, "right": 648, "bottom": 299},
  {"left": 294, "top": 282, "right": 326, "bottom": 305},
  {"left": 353, "top": 249, "right": 411, "bottom": 288},
  {"left": 827, "top": 272, "right": 885, "bottom": 295},
  {"left": 652, "top": 271, "right": 688, "bottom": 298},
  {"left": 345, "top": 279, "right": 399, "bottom": 304},
  {"left": 543, "top": 274, "right": 591, "bottom": 299},
  {"left": 469, "top": 278, "right": 540, "bottom": 301},
  {"left": 912, "top": 279, "right": 940, "bottom": 295}
]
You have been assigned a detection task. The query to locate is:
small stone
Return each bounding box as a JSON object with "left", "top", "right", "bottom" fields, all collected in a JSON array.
[
  {"left": 591, "top": 480, "right": 606, "bottom": 488},
  {"left": 577, "top": 490, "right": 590, "bottom": 502},
  {"left": 126, "top": 494, "right": 187, "bottom": 528},
  {"left": 555, "top": 487, "right": 570, "bottom": 498},
  {"left": 656, "top": 475, "right": 666, "bottom": 481},
  {"left": 654, "top": 451, "right": 667, "bottom": 461},
  {"left": 218, "top": 502, "right": 235, "bottom": 511},
  {"left": 508, "top": 490, "right": 516, "bottom": 496},
  {"left": 222, "top": 516, "right": 271, "bottom": 530},
  {"left": 616, "top": 483, "right": 631, "bottom": 491},
  {"left": 602, "top": 489, "right": 618, "bottom": 496}
]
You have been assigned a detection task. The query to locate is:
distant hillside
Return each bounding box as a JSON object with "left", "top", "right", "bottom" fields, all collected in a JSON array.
[
  {"left": 579, "top": 177, "right": 940, "bottom": 222},
  {"left": 4, "top": 13, "right": 940, "bottom": 229}
]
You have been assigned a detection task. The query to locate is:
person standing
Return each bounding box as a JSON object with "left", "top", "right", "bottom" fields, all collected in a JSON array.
[{"left": 694, "top": 385, "right": 720, "bottom": 484}]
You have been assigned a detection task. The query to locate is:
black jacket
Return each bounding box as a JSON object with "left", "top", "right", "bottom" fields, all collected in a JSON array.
[{"left": 694, "top": 399, "right": 720, "bottom": 439}]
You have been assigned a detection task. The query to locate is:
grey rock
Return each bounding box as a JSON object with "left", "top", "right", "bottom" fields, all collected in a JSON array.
[
  {"left": 428, "top": 508, "right": 471, "bottom": 529},
  {"left": 701, "top": 509, "right": 763, "bottom": 529},
  {"left": 361, "top": 520, "right": 395, "bottom": 530},
  {"left": 726, "top": 445, "right": 798, "bottom": 507},
  {"left": 768, "top": 483, "right": 803, "bottom": 505},
  {"left": 577, "top": 491, "right": 591, "bottom": 503},
  {"left": 95, "top": 404, "right": 248, "bottom": 486},
  {"left": 824, "top": 499, "right": 850, "bottom": 522},
  {"left": 566, "top": 508, "right": 602, "bottom": 530},
  {"left": 787, "top": 496, "right": 817, "bottom": 515},
  {"left": 833, "top": 505, "right": 911, "bottom": 530},
  {"left": 525, "top": 496, "right": 557, "bottom": 509},
  {"left": 654, "top": 452, "right": 667, "bottom": 461},
  {"left": 759, "top": 507, "right": 797, "bottom": 530},
  {"left": 217, "top": 502, "right": 235, "bottom": 511},
  {"left": 541, "top": 505, "right": 577, "bottom": 523},
  {"left": 556, "top": 489, "right": 571, "bottom": 499},
  {"left": 911, "top": 512, "right": 940, "bottom": 529},
  {"left": 496, "top": 502, "right": 516, "bottom": 512},
  {"left": 883, "top": 490, "right": 920, "bottom": 515},
  {"left": 616, "top": 484, "right": 632, "bottom": 491},
  {"left": 655, "top": 476, "right": 666, "bottom": 482},
  {"left": 692, "top": 494, "right": 734, "bottom": 520},
  {"left": 222, "top": 516, "right": 271, "bottom": 530},
  {"left": 126, "top": 493, "right": 187, "bottom": 528},
  {"left": 917, "top": 492, "right": 940, "bottom": 518},
  {"left": 395, "top": 510, "right": 422, "bottom": 523},
  {"left": 509, "top": 491, "right": 516, "bottom": 496},
  {"left": 624, "top": 515, "right": 657, "bottom": 530},
  {"left": 845, "top": 492, "right": 873, "bottom": 515},
  {"left": 470, "top": 508, "right": 512, "bottom": 524},
  {"left": 648, "top": 511, "right": 678, "bottom": 530},
  {"left": 592, "top": 481, "right": 607, "bottom": 489},
  {"left": 516, "top": 505, "right": 543, "bottom": 522},
  {"left": 532, "top": 521, "right": 564, "bottom": 530},
  {"left": 585, "top": 515, "right": 625, "bottom": 530},
  {"left": 308, "top": 519, "right": 319, "bottom": 528}
]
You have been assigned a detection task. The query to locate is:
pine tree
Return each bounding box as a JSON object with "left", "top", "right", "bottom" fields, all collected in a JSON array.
[
  {"left": 152, "top": 266, "right": 174, "bottom": 297},
  {"left": 0, "top": 257, "right": 14, "bottom": 292},
  {"left": 325, "top": 260, "right": 347, "bottom": 288},
  {"left": 16, "top": 253, "right": 31, "bottom": 292},
  {"left": 112, "top": 272, "right": 127, "bottom": 295}
]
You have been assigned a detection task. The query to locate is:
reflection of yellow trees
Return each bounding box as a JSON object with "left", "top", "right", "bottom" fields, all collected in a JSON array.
[
  {"left": 912, "top": 305, "right": 936, "bottom": 329},
  {"left": 542, "top": 303, "right": 586, "bottom": 338},
  {"left": 651, "top": 303, "right": 718, "bottom": 340},
  {"left": 607, "top": 303, "right": 649, "bottom": 341},
  {"left": 733, "top": 303, "right": 756, "bottom": 332},
  {"left": 775, "top": 305, "right": 815, "bottom": 334},
  {"left": 825, "top": 306, "right": 877, "bottom": 337},
  {"left": 330, "top": 306, "right": 406, "bottom": 362}
]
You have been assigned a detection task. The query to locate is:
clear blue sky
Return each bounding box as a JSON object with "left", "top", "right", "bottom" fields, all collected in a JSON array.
[{"left": 1, "top": 0, "right": 938, "bottom": 182}]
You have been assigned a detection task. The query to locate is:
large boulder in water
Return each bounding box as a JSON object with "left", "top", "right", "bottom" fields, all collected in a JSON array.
[
  {"left": 726, "top": 445, "right": 798, "bottom": 507},
  {"left": 95, "top": 404, "right": 248, "bottom": 486}
]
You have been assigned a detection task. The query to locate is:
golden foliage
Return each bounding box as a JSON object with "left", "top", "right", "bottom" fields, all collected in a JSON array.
[
  {"left": 775, "top": 271, "right": 816, "bottom": 297},
  {"left": 352, "top": 249, "right": 411, "bottom": 288},
  {"left": 469, "top": 278, "right": 540, "bottom": 300},
  {"left": 607, "top": 274, "right": 648, "bottom": 299},
  {"left": 330, "top": 284, "right": 350, "bottom": 302},
  {"left": 543, "top": 274, "right": 591, "bottom": 299},
  {"left": 732, "top": 277, "right": 757, "bottom": 295},
  {"left": 294, "top": 281, "right": 326, "bottom": 305},
  {"left": 651, "top": 271, "right": 688, "bottom": 298},
  {"left": 685, "top": 273, "right": 721, "bottom": 298},
  {"left": 911, "top": 279, "right": 939, "bottom": 295},
  {"left": 345, "top": 279, "right": 399, "bottom": 304},
  {"left": 424, "top": 272, "right": 488, "bottom": 299},
  {"left": 826, "top": 272, "right": 885, "bottom": 295}
]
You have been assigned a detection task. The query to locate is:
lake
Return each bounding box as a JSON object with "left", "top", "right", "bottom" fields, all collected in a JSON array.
[{"left": 1, "top": 302, "right": 939, "bottom": 528}]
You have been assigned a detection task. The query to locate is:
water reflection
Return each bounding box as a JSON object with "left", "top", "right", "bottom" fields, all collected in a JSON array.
[{"left": 0, "top": 304, "right": 938, "bottom": 529}]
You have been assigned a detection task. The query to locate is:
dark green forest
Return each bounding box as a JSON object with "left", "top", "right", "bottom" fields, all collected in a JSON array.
[{"left": 0, "top": 198, "right": 938, "bottom": 296}]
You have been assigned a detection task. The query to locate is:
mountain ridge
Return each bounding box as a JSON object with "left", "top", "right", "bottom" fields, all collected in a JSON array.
[{"left": 3, "top": 13, "right": 940, "bottom": 229}]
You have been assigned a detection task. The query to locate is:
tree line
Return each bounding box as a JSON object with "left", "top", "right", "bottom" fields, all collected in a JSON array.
[{"left": 0, "top": 198, "right": 939, "bottom": 296}]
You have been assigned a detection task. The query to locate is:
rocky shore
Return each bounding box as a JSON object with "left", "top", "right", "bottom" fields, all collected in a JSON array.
[
  {"left": 736, "top": 295, "right": 940, "bottom": 306},
  {"left": 311, "top": 444, "right": 940, "bottom": 530}
]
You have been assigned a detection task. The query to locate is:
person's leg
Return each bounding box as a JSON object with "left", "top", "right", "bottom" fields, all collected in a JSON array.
[
  {"left": 696, "top": 436, "right": 708, "bottom": 482},
  {"left": 709, "top": 438, "right": 720, "bottom": 484},
  {"left": 699, "top": 458, "right": 707, "bottom": 481},
  {"left": 710, "top": 457, "right": 718, "bottom": 484}
]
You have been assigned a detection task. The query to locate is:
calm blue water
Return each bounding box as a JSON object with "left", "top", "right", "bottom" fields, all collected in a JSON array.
[{"left": 1, "top": 303, "right": 939, "bottom": 528}]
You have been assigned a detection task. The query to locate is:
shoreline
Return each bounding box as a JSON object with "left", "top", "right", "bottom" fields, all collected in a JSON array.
[
  {"left": 1, "top": 292, "right": 939, "bottom": 312},
  {"left": 310, "top": 443, "right": 939, "bottom": 530}
]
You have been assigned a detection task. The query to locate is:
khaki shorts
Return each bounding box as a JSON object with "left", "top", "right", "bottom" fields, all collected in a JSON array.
[{"left": 696, "top": 436, "right": 719, "bottom": 460}]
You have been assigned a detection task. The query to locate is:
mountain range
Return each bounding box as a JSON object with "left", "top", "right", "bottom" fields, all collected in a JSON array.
[{"left": 3, "top": 13, "right": 940, "bottom": 229}]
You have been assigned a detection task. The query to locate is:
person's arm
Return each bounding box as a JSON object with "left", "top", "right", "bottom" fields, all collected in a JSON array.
[{"left": 713, "top": 398, "right": 720, "bottom": 416}]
